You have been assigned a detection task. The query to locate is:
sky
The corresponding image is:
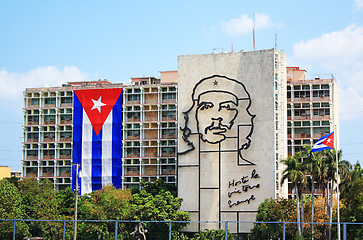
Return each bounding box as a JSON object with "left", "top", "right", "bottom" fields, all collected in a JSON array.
[{"left": 1, "top": 0, "right": 363, "bottom": 171}]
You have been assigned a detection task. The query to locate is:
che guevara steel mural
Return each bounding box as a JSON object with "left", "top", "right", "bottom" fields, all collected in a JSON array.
[
  {"left": 180, "top": 75, "right": 255, "bottom": 166},
  {"left": 178, "top": 75, "right": 262, "bottom": 230}
]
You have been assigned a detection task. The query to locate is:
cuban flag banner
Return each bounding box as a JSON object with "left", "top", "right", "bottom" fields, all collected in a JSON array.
[
  {"left": 309, "top": 131, "right": 334, "bottom": 156},
  {"left": 72, "top": 88, "right": 123, "bottom": 195}
]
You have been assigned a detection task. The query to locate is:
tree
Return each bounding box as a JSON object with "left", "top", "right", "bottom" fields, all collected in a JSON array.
[
  {"left": 130, "top": 189, "right": 190, "bottom": 239},
  {"left": 78, "top": 185, "right": 133, "bottom": 239},
  {"left": 0, "top": 179, "right": 29, "bottom": 239},
  {"left": 323, "top": 149, "right": 350, "bottom": 240},
  {"left": 139, "top": 179, "right": 177, "bottom": 197},
  {"left": 251, "top": 197, "right": 330, "bottom": 240},
  {"left": 281, "top": 153, "right": 307, "bottom": 234},
  {"left": 340, "top": 162, "right": 363, "bottom": 239},
  {"left": 250, "top": 198, "right": 296, "bottom": 240},
  {"left": 302, "top": 145, "right": 324, "bottom": 238}
]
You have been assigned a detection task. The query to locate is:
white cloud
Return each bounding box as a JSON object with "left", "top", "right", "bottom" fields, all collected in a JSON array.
[
  {"left": 294, "top": 24, "right": 363, "bottom": 68},
  {"left": 354, "top": 0, "right": 363, "bottom": 10},
  {"left": 292, "top": 24, "right": 363, "bottom": 121},
  {"left": 0, "top": 66, "right": 89, "bottom": 111},
  {"left": 221, "top": 13, "right": 275, "bottom": 36}
]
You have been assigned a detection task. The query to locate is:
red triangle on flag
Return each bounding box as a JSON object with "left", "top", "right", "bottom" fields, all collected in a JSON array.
[
  {"left": 74, "top": 88, "right": 122, "bottom": 135},
  {"left": 322, "top": 132, "right": 334, "bottom": 149}
]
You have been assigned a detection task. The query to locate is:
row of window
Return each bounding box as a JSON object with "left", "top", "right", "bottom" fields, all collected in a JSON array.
[{"left": 288, "top": 84, "right": 330, "bottom": 90}]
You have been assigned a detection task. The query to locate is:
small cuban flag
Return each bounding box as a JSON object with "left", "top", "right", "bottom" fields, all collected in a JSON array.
[
  {"left": 72, "top": 88, "right": 123, "bottom": 195},
  {"left": 309, "top": 132, "right": 334, "bottom": 156}
]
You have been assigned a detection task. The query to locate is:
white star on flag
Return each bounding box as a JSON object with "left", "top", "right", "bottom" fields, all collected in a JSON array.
[
  {"left": 327, "top": 138, "right": 331, "bottom": 143},
  {"left": 91, "top": 96, "right": 106, "bottom": 113}
]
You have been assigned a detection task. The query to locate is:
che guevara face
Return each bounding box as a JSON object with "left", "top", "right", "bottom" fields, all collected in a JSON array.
[{"left": 196, "top": 91, "right": 238, "bottom": 144}]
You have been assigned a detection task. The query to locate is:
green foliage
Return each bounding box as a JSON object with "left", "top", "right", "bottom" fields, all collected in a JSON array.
[
  {"left": 340, "top": 162, "right": 363, "bottom": 239},
  {"left": 251, "top": 198, "right": 296, "bottom": 240},
  {"left": 130, "top": 189, "right": 190, "bottom": 239},
  {"left": 0, "top": 179, "right": 29, "bottom": 239},
  {"left": 140, "top": 179, "right": 178, "bottom": 197},
  {"left": 193, "top": 229, "right": 234, "bottom": 240}
]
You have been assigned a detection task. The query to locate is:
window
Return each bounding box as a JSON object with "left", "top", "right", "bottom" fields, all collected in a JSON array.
[
  {"left": 61, "top": 97, "right": 72, "bottom": 104},
  {"left": 60, "top": 149, "right": 71, "bottom": 155},
  {"left": 27, "top": 150, "right": 38, "bottom": 156},
  {"left": 162, "top": 93, "right": 176, "bottom": 100},
  {"left": 44, "top": 132, "right": 55, "bottom": 139},
  {"left": 61, "top": 115, "right": 72, "bottom": 121},
  {"left": 162, "top": 129, "right": 176, "bottom": 136},
  {"left": 31, "top": 98, "right": 39, "bottom": 105},
  {"left": 45, "top": 98, "right": 56, "bottom": 104},
  {"left": 302, "top": 121, "right": 311, "bottom": 126},
  {"left": 127, "top": 94, "right": 141, "bottom": 101},
  {"left": 322, "top": 121, "right": 330, "bottom": 126}
]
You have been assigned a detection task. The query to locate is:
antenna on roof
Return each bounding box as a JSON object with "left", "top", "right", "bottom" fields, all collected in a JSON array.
[
  {"left": 253, "top": 13, "right": 256, "bottom": 50},
  {"left": 275, "top": 32, "right": 278, "bottom": 49}
]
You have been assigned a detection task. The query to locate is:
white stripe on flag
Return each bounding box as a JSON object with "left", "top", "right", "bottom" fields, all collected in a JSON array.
[
  {"left": 81, "top": 110, "right": 93, "bottom": 195},
  {"left": 102, "top": 110, "right": 113, "bottom": 186}
]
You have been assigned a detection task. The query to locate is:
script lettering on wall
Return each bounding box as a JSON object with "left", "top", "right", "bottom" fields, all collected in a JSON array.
[{"left": 227, "top": 169, "right": 261, "bottom": 208}]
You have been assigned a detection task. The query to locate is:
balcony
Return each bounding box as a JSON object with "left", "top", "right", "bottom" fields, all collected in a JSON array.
[
  {"left": 28, "top": 121, "right": 39, "bottom": 125},
  {"left": 125, "top": 171, "right": 140, "bottom": 176},
  {"left": 27, "top": 138, "right": 39, "bottom": 143},
  {"left": 126, "top": 99, "right": 141, "bottom": 104},
  {"left": 126, "top": 153, "right": 140, "bottom": 158},
  {"left": 59, "top": 154, "right": 71, "bottom": 159},
  {"left": 161, "top": 152, "right": 176, "bottom": 157},
  {"left": 44, "top": 103, "right": 56, "bottom": 108},
  {"left": 43, "top": 138, "right": 55, "bottom": 142},
  {"left": 161, "top": 134, "right": 176, "bottom": 139},
  {"left": 43, "top": 155, "right": 55, "bottom": 159},
  {"left": 25, "top": 173, "right": 38, "bottom": 178},
  {"left": 44, "top": 120, "right": 55, "bottom": 125},
  {"left": 42, "top": 172, "right": 54, "bottom": 177},
  {"left": 161, "top": 170, "right": 175, "bottom": 175},
  {"left": 161, "top": 98, "right": 176, "bottom": 103},
  {"left": 60, "top": 120, "right": 72, "bottom": 124},
  {"left": 58, "top": 172, "right": 71, "bottom": 177},
  {"left": 313, "top": 97, "right": 330, "bottom": 101},
  {"left": 293, "top": 115, "right": 311, "bottom": 120},
  {"left": 312, "top": 115, "right": 330, "bottom": 120},
  {"left": 26, "top": 155, "right": 38, "bottom": 160},
  {"left": 60, "top": 137, "right": 72, "bottom": 142},
  {"left": 126, "top": 117, "right": 141, "bottom": 122},
  {"left": 60, "top": 103, "right": 72, "bottom": 107},
  {"left": 293, "top": 133, "right": 311, "bottom": 138},
  {"left": 162, "top": 116, "right": 176, "bottom": 121},
  {"left": 313, "top": 133, "right": 327, "bottom": 138}
]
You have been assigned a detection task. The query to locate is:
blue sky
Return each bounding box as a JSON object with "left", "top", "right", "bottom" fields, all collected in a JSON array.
[{"left": 1, "top": 0, "right": 363, "bottom": 171}]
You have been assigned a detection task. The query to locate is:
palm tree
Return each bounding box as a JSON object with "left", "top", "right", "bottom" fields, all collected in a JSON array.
[
  {"left": 281, "top": 153, "right": 307, "bottom": 234},
  {"left": 323, "top": 149, "right": 349, "bottom": 240},
  {"left": 302, "top": 145, "right": 324, "bottom": 239}
]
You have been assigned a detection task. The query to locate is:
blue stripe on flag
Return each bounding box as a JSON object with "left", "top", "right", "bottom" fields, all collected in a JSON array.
[
  {"left": 92, "top": 128, "right": 103, "bottom": 192},
  {"left": 112, "top": 93, "right": 123, "bottom": 189},
  {"left": 72, "top": 94, "right": 83, "bottom": 193}
]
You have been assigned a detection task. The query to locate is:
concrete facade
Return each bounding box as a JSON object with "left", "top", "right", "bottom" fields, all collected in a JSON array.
[
  {"left": 22, "top": 79, "right": 177, "bottom": 190},
  {"left": 177, "top": 49, "right": 288, "bottom": 233},
  {"left": 0, "top": 166, "right": 11, "bottom": 180}
]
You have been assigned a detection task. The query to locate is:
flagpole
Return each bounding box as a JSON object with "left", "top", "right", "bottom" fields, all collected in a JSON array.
[
  {"left": 335, "top": 125, "right": 340, "bottom": 240},
  {"left": 73, "top": 163, "right": 80, "bottom": 240}
]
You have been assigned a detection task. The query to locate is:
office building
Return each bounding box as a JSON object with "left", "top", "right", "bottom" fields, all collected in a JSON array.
[
  {"left": 22, "top": 73, "right": 178, "bottom": 191},
  {"left": 286, "top": 67, "right": 338, "bottom": 196}
]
